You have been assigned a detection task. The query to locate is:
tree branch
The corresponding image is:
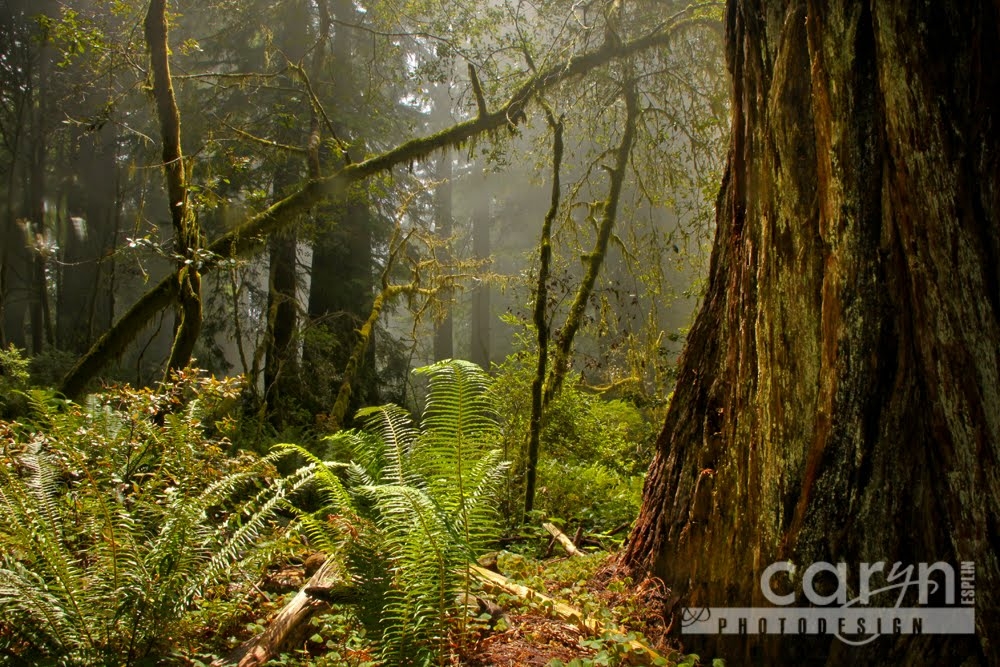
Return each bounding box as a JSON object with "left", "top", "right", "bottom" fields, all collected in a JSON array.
[{"left": 59, "top": 14, "right": 709, "bottom": 399}]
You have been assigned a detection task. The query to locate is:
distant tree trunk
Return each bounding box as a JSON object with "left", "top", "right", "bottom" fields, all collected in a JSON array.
[
  {"left": 304, "top": 0, "right": 379, "bottom": 418},
  {"left": 263, "top": 0, "right": 312, "bottom": 419},
  {"left": 26, "top": 29, "right": 53, "bottom": 355},
  {"left": 3, "top": 147, "right": 29, "bottom": 350},
  {"left": 621, "top": 1, "right": 999, "bottom": 664},
  {"left": 433, "top": 150, "right": 454, "bottom": 361},
  {"left": 470, "top": 185, "right": 491, "bottom": 370},
  {"left": 58, "top": 125, "right": 117, "bottom": 354},
  {"left": 263, "top": 223, "right": 299, "bottom": 412}
]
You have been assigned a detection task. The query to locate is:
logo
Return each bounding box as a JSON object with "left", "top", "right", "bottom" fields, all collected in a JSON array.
[{"left": 682, "top": 561, "right": 975, "bottom": 645}]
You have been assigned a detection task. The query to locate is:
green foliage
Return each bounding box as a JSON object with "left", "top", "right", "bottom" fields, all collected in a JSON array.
[
  {"left": 491, "top": 354, "right": 656, "bottom": 535},
  {"left": 282, "top": 360, "right": 509, "bottom": 666},
  {"left": 0, "top": 371, "right": 303, "bottom": 665},
  {"left": 0, "top": 344, "right": 31, "bottom": 418}
]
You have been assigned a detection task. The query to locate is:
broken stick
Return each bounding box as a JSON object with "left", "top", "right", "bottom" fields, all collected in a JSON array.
[
  {"left": 213, "top": 557, "right": 355, "bottom": 667},
  {"left": 543, "top": 521, "right": 583, "bottom": 557},
  {"left": 470, "top": 564, "right": 663, "bottom": 662}
]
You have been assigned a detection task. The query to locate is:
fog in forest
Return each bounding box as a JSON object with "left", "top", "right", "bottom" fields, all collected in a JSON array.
[{"left": 0, "top": 0, "right": 728, "bottom": 419}]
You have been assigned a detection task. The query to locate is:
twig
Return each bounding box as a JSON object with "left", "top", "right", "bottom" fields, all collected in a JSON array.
[{"left": 543, "top": 521, "right": 584, "bottom": 557}]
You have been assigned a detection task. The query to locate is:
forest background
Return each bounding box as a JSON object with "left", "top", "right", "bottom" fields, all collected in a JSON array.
[{"left": 0, "top": 0, "right": 729, "bottom": 664}]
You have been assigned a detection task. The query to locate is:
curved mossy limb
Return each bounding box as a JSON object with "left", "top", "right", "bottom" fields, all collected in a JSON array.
[
  {"left": 542, "top": 74, "right": 639, "bottom": 406},
  {"left": 59, "top": 14, "right": 706, "bottom": 399}
]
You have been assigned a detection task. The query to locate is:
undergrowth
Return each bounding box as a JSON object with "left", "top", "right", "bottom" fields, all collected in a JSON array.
[
  {"left": 0, "top": 370, "right": 301, "bottom": 665},
  {"left": 280, "top": 359, "right": 510, "bottom": 666}
]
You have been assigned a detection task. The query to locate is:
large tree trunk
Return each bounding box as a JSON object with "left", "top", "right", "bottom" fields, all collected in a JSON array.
[{"left": 622, "top": 1, "right": 999, "bottom": 665}]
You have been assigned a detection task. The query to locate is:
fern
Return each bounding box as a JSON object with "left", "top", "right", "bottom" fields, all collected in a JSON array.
[
  {"left": 281, "top": 359, "right": 509, "bottom": 666},
  {"left": 0, "top": 376, "right": 297, "bottom": 665}
]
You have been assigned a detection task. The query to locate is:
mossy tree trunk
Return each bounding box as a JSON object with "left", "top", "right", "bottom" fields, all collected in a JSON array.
[
  {"left": 524, "top": 113, "right": 563, "bottom": 516},
  {"left": 144, "top": 0, "right": 202, "bottom": 374},
  {"left": 542, "top": 75, "right": 637, "bottom": 406},
  {"left": 621, "top": 1, "right": 999, "bottom": 664}
]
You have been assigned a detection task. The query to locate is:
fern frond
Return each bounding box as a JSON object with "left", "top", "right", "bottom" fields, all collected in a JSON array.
[
  {"left": 355, "top": 404, "right": 421, "bottom": 486},
  {"left": 271, "top": 442, "right": 353, "bottom": 512},
  {"left": 0, "top": 564, "right": 80, "bottom": 656},
  {"left": 188, "top": 460, "right": 318, "bottom": 601}
]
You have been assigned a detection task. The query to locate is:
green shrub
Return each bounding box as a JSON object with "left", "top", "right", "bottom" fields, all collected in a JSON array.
[
  {"left": 0, "top": 371, "right": 303, "bottom": 665},
  {"left": 0, "top": 343, "right": 31, "bottom": 419},
  {"left": 490, "top": 355, "right": 656, "bottom": 534}
]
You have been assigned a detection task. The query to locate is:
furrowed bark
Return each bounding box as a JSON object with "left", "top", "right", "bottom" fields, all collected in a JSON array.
[
  {"left": 621, "top": 1, "right": 999, "bottom": 664},
  {"left": 58, "top": 13, "right": 712, "bottom": 399}
]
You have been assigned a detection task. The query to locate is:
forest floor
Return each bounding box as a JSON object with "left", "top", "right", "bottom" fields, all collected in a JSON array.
[{"left": 217, "top": 546, "right": 688, "bottom": 667}]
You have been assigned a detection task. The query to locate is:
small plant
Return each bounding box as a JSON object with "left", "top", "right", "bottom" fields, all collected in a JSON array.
[
  {"left": 281, "top": 359, "right": 510, "bottom": 666},
  {"left": 0, "top": 371, "right": 305, "bottom": 665},
  {"left": 0, "top": 343, "right": 31, "bottom": 418}
]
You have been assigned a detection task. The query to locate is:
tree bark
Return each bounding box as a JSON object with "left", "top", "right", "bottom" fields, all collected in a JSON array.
[
  {"left": 144, "top": 0, "right": 202, "bottom": 374},
  {"left": 470, "top": 179, "right": 491, "bottom": 371},
  {"left": 622, "top": 1, "right": 999, "bottom": 664}
]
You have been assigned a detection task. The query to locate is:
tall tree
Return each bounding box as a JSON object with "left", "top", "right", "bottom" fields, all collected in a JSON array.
[
  {"left": 432, "top": 148, "right": 454, "bottom": 362},
  {"left": 469, "top": 180, "right": 491, "bottom": 371},
  {"left": 622, "top": 1, "right": 999, "bottom": 664},
  {"left": 303, "top": 0, "right": 384, "bottom": 419},
  {"left": 262, "top": 0, "right": 313, "bottom": 419},
  {"left": 145, "top": 0, "right": 202, "bottom": 373}
]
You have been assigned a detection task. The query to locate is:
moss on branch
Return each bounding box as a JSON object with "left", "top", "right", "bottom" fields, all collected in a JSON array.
[{"left": 59, "top": 13, "right": 708, "bottom": 399}]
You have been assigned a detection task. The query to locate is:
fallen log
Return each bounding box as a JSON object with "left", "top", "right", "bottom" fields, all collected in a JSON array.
[
  {"left": 543, "top": 522, "right": 583, "bottom": 557},
  {"left": 470, "top": 564, "right": 663, "bottom": 662},
  {"left": 213, "top": 557, "right": 355, "bottom": 667}
]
